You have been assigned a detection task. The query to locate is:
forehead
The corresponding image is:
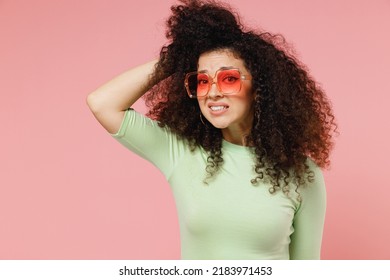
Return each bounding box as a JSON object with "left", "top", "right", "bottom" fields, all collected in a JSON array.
[{"left": 197, "top": 49, "right": 247, "bottom": 73}]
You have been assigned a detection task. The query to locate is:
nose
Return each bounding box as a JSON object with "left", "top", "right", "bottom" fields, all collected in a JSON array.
[{"left": 207, "top": 82, "right": 223, "bottom": 99}]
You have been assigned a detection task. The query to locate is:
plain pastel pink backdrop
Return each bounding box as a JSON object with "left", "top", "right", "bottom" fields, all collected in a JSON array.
[{"left": 1, "top": 0, "right": 389, "bottom": 259}]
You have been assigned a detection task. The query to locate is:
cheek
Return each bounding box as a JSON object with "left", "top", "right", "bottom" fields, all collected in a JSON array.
[
  {"left": 238, "top": 83, "right": 254, "bottom": 102},
  {"left": 197, "top": 99, "right": 207, "bottom": 112},
  {"left": 234, "top": 93, "right": 255, "bottom": 109},
  {"left": 244, "top": 89, "right": 256, "bottom": 108}
]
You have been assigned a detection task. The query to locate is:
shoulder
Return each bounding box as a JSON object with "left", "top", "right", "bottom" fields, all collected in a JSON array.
[
  {"left": 305, "top": 158, "right": 325, "bottom": 189},
  {"left": 295, "top": 158, "right": 327, "bottom": 211}
]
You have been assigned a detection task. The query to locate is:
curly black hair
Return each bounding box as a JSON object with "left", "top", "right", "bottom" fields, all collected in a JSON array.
[{"left": 144, "top": 0, "right": 337, "bottom": 196}]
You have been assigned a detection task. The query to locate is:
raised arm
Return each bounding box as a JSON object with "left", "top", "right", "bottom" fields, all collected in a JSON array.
[{"left": 86, "top": 59, "right": 158, "bottom": 134}]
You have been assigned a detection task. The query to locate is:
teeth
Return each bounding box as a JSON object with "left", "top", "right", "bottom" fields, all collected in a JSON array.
[{"left": 210, "top": 106, "right": 226, "bottom": 111}]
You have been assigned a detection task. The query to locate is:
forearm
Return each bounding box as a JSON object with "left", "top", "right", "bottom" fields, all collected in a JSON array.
[
  {"left": 87, "top": 59, "right": 158, "bottom": 113},
  {"left": 86, "top": 59, "right": 158, "bottom": 133}
]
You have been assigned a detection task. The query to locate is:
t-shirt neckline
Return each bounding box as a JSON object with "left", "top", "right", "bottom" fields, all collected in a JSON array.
[{"left": 222, "top": 139, "right": 255, "bottom": 155}]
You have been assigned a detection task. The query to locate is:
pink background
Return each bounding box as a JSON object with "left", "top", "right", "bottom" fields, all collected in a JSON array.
[{"left": 1, "top": 0, "right": 389, "bottom": 259}]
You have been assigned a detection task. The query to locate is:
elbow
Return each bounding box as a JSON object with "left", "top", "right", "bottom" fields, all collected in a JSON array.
[{"left": 86, "top": 92, "right": 101, "bottom": 114}]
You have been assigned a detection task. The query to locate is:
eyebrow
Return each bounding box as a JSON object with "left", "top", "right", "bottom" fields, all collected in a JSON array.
[{"left": 197, "top": 66, "right": 237, "bottom": 72}]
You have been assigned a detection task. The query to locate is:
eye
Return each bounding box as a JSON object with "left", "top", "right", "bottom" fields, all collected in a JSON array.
[
  {"left": 223, "top": 76, "right": 239, "bottom": 83},
  {"left": 218, "top": 69, "right": 241, "bottom": 84},
  {"left": 197, "top": 79, "right": 209, "bottom": 85},
  {"left": 197, "top": 74, "right": 209, "bottom": 85}
]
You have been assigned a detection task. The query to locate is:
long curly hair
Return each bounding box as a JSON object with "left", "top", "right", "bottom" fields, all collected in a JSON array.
[{"left": 144, "top": 0, "right": 337, "bottom": 195}]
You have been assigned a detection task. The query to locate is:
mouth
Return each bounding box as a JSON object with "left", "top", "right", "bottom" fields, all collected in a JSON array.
[
  {"left": 209, "top": 105, "right": 228, "bottom": 111},
  {"left": 208, "top": 104, "right": 229, "bottom": 115}
]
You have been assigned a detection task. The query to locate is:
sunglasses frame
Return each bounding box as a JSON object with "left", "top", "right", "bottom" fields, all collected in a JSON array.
[{"left": 184, "top": 67, "right": 252, "bottom": 99}]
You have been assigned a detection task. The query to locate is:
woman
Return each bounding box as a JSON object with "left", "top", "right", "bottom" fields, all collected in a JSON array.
[{"left": 87, "top": 0, "right": 336, "bottom": 259}]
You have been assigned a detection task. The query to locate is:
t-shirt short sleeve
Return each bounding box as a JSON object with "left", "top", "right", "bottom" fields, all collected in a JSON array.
[{"left": 110, "top": 108, "right": 186, "bottom": 179}]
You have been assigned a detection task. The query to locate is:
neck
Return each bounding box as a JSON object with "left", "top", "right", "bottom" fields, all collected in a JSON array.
[{"left": 222, "top": 127, "right": 252, "bottom": 146}]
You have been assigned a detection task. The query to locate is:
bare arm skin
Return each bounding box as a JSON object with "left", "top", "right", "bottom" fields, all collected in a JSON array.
[{"left": 86, "top": 59, "right": 158, "bottom": 134}]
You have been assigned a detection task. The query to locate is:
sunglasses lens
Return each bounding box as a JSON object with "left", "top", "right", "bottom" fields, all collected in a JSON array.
[
  {"left": 217, "top": 69, "right": 241, "bottom": 94},
  {"left": 186, "top": 73, "right": 209, "bottom": 97},
  {"left": 196, "top": 73, "right": 210, "bottom": 96}
]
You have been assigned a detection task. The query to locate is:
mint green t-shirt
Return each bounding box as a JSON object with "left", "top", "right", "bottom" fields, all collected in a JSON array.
[{"left": 111, "top": 109, "right": 326, "bottom": 260}]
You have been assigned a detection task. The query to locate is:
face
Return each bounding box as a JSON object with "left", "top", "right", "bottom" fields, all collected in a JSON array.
[{"left": 197, "top": 49, "right": 255, "bottom": 141}]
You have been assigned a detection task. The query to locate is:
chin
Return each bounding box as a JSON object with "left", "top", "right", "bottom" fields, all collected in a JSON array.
[{"left": 207, "top": 119, "right": 230, "bottom": 129}]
